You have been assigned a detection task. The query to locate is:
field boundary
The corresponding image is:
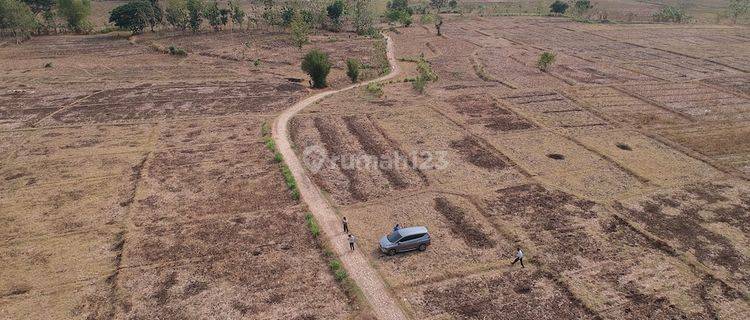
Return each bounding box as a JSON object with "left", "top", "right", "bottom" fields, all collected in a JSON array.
[{"left": 272, "top": 34, "right": 408, "bottom": 320}]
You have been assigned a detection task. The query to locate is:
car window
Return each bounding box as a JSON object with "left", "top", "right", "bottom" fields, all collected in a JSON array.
[
  {"left": 387, "top": 231, "right": 401, "bottom": 243},
  {"left": 400, "top": 234, "right": 423, "bottom": 242}
]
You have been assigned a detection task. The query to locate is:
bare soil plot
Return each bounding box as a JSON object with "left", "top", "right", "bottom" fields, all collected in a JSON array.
[
  {"left": 289, "top": 15, "right": 750, "bottom": 319},
  {"left": 1, "top": 26, "right": 383, "bottom": 318}
]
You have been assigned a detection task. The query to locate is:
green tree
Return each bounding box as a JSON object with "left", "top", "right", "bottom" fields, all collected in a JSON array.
[
  {"left": 351, "top": 0, "right": 373, "bottom": 35},
  {"left": 346, "top": 58, "right": 360, "bottom": 82},
  {"left": 185, "top": 0, "right": 203, "bottom": 32},
  {"left": 652, "top": 5, "right": 689, "bottom": 23},
  {"left": 21, "top": 0, "right": 53, "bottom": 14},
  {"left": 448, "top": 0, "right": 457, "bottom": 10},
  {"left": 549, "top": 0, "right": 568, "bottom": 15},
  {"left": 386, "top": 0, "right": 412, "bottom": 26},
  {"left": 204, "top": 0, "right": 224, "bottom": 30},
  {"left": 537, "top": 52, "right": 555, "bottom": 72},
  {"left": 58, "top": 0, "right": 92, "bottom": 32},
  {"left": 146, "top": 0, "right": 162, "bottom": 31},
  {"left": 430, "top": 0, "right": 445, "bottom": 10},
  {"left": 728, "top": 0, "right": 749, "bottom": 23},
  {"left": 165, "top": 0, "right": 189, "bottom": 30},
  {"left": 109, "top": 0, "right": 154, "bottom": 34},
  {"left": 572, "top": 0, "right": 592, "bottom": 17},
  {"left": 301, "top": 49, "right": 331, "bottom": 88},
  {"left": 326, "top": 0, "right": 345, "bottom": 31},
  {"left": 290, "top": 12, "right": 309, "bottom": 48},
  {"left": 228, "top": 0, "right": 244, "bottom": 28},
  {"left": 0, "top": 0, "right": 37, "bottom": 41}
]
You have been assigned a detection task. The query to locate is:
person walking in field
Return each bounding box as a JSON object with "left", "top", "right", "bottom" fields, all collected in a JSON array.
[
  {"left": 511, "top": 248, "right": 525, "bottom": 268},
  {"left": 348, "top": 234, "right": 356, "bottom": 251},
  {"left": 342, "top": 217, "right": 349, "bottom": 233}
]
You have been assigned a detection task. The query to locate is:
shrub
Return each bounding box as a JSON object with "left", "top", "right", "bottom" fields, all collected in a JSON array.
[
  {"left": 549, "top": 0, "right": 568, "bottom": 15},
  {"left": 386, "top": 0, "right": 412, "bottom": 26},
  {"left": 21, "top": 0, "right": 53, "bottom": 14},
  {"left": 290, "top": 12, "right": 310, "bottom": 49},
  {"left": 366, "top": 82, "right": 383, "bottom": 96},
  {"left": 166, "top": 0, "right": 189, "bottom": 30},
  {"left": 109, "top": 0, "right": 155, "bottom": 34},
  {"left": 228, "top": 0, "right": 244, "bottom": 28},
  {"left": 352, "top": 0, "right": 374, "bottom": 35},
  {"left": 334, "top": 269, "right": 348, "bottom": 281},
  {"left": 0, "top": 0, "right": 37, "bottom": 40},
  {"left": 168, "top": 45, "right": 186, "bottom": 55},
  {"left": 185, "top": 0, "right": 203, "bottom": 32},
  {"left": 652, "top": 6, "right": 690, "bottom": 23},
  {"left": 537, "top": 51, "right": 555, "bottom": 71},
  {"left": 57, "top": 0, "right": 92, "bottom": 33},
  {"left": 301, "top": 49, "right": 332, "bottom": 88},
  {"left": 448, "top": 0, "right": 457, "bottom": 10},
  {"left": 346, "top": 58, "right": 360, "bottom": 83},
  {"left": 412, "top": 56, "right": 437, "bottom": 93},
  {"left": 326, "top": 0, "right": 345, "bottom": 31},
  {"left": 329, "top": 259, "right": 342, "bottom": 271},
  {"left": 305, "top": 213, "right": 320, "bottom": 237}
]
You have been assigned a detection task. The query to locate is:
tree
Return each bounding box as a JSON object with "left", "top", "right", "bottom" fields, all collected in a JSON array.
[
  {"left": 430, "top": 0, "right": 445, "bottom": 10},
  {"left": 301, "top": 49, "right": 331, "bottom": 88},
  {"left": 448, "top": 0, "right": 457, "bottom": 10},
  {"left": 386, "top": 0, "right": 412, "bottom": 26},
  {"left": 549, "top": 0, "right": 568, "bottom": 15},
  {"left": 290, "top": 12, "right": 309, "bottom": 48},
  {"left": 346, "top": 58, "right": 360, "bottom": 82},
  {"left": 572, "top": 0, "right": 592, "bottom": 17},
  {"left": 109, "top": 0, "right": 154, "bottom": 34},
  {"left": 326, "top": 0, "right": 345, "bottom": 31},
  {"left": 435, "top": 14, "right": 442, "bottom": 35},
  {"left": 21, "top": 0, "right": 53, "bottom": 14},
  {"left": 228, "top": 0, "right": 244, "bottom": 29},
  {"left": 185, "top": 0, "right": 203, "bottom": 32},
  {"left": 0, "top": 0, "right": 37, "bottom": 41},
  {"left": 728, "top": 0, "right": 749, "bottom": 23},
  {"left": 147, "top": 0, "right": 162, "bottom": 31},
  {"left": 58, "top": 0, "right": 92, "bottom": 32},
  {"left": 165, "top": 0, "right": 189, "bottom": 30},
  {"left": 351, "top": 0, "right": 373, "bottom": 35},
  {"left": 652, "top": 6, "right": 689, "bottom": 23},
  {"left": 537, "top": 52, "right": 555, "bottom": 72},
  {"left": 204, "top": 0, "right": 223, "bottom": 30}
]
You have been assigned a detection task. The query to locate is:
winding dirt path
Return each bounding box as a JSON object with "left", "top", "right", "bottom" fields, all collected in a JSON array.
[{"left": 272, "top": 36, "right": 407, "bottom": 320}]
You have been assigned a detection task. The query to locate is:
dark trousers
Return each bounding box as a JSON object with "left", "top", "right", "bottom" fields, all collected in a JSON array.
[
  {"left": 343, "top": 223, "right": 349, "bottom": 233},
  {"left": 512, "top": 257, "right": 524, "bottom": 268},
  {"left": 349, "top": 242, "right": 355, "bottom": 250}
]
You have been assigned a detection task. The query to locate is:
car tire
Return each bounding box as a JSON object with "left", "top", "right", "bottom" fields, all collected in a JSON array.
[
  {"left": 388, "top": 249, "right": 396, "bottom": 256},
  {"left": 418, "top": 244, "right": 427, "bottom": 251}
]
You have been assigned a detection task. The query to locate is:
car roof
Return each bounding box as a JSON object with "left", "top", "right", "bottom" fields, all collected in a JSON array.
[{"left": 397, "top": 226, "right": 428, "bottom": 237}]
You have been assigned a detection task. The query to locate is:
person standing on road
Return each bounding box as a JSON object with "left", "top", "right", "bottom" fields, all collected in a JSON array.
[
  {"left": 342, "top": 217, "right": 349, "bottom": 233},
  {"left": 511, "top": 248, "right": 525, "bottom": 268},
  {"left": 348, "top": 234, "right": 356, "bottom": 251}
]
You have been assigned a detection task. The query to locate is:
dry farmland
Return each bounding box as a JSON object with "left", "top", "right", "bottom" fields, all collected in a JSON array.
[
  {"left": 0, "top": 28, "right": 387, "bottom": 319},
  {"left": 290, "top": 16, "right": 750, "bottom": 319}
]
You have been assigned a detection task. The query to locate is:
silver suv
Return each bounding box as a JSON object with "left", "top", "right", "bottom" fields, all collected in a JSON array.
[{"left": 379, "top": 226, "right": 430, "bottom": 256}]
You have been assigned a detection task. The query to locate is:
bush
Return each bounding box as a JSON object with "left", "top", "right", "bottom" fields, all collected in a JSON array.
[
  {"left": 228, "top": 0, "right": 244, "bottom": 28},
  {"left": 204, "top": 0, "right": 228, "bottom": 31},
  {"left": 386, "top": 0, "right": 412, "bottom": 26},
  {"left": 0, "top": 0, "right": 37, "bottom": 40},
  {"left": 652, "top": 6, "right": 690, "bottom": 23},
  {"left": 352, "top": 0, "right": 374, "bottom": 35},
  {"left": 109, "top": 0, "right": 155, "bottom": 34},
  {"left": 728, "top": 0, "right": 749, "bottom": 23},
  {"left": 58, "top": 0, "right": 92, "bottom": 33},
  {"left": 301, "top": 49, "right": 332, "bottom": 88},
  {"left": 168, "top": 45, "right": 186, "bottom": 55},
  {"left": 346, "top": 58, "right": 360, "bottom": 83},
  {"left": 166, "top": 0, "right": 189, "bottom": 30},
  {"left": 549, "top": 0, "right": 568, "bottom": 15},
  {"left": 290, "top": 12, "right": 309, "bottom": 49},
  {"left": 326, "top": 0, "right": 345, "bottom": 31},
  {"left": 537, "top": 51, "right": 555, "bottom": 71},
  {"left": 186, "top": 0, "right": 203, "bottom": 32},
  {"left": 366, "top": 82, "right": 383, "bottom": 96}
]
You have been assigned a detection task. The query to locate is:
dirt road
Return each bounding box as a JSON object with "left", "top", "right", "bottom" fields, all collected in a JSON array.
[{"left": 272, "top": 35, "right": 407, "bottom": 320}]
